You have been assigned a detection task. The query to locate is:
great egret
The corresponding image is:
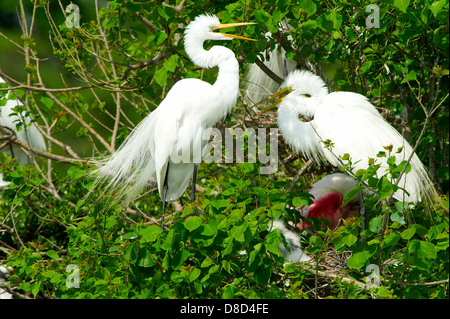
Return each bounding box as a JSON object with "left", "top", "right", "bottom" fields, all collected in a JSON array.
[
  {"left": 256, "top": 69, "right": 437, "bottom": 204},
  {"left": 290, "top": 173, "right": 360, "bottom": 234},
  {"left": 244, "top": 32, "right": 296, "bottom": 105},
  {"left": 94, "top": 15, "right": 255, "bottom": 229},
  {"left": 0, "top": 76, "right": 46, "bottom": 187}
]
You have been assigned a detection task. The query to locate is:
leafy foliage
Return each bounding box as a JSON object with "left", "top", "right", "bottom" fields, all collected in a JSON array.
[{"left": 0, "top": 0, "right": 448, "bottom": 299}]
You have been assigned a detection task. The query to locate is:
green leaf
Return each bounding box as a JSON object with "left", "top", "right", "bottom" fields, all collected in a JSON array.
[
  {"left": 222, "top": 239, "right": 234, "bottom": 256},
  {"left": 254, "top": 9, "right": 271, "bottom": 26},
  {"left": 162, "top": 228, "right": 176, "bottom": 250},
  {"left": 201, "top": 220, "right": 218, "bottom": 237},
  {"left": 138, "top": 250, "right": 156, "bottom": 267},
  {"left": 342, "top": 186, "right": 365, "bottom": 206},
  {"left": 358, "top": 60, "right": 373, "bottom": 74},
  {"left": 222, "top": 284, "right": 236, "bottom": 298},
  {"left": 292, "top": 196, "right": 311, "bottom": 207},
  {"left": 230, "top": 223, "right": 247, "bottom": 242},
  {"left": 201, "top": 258, "right": 215, "bottom": 268},
  {"left": 408, "top": 240, "right": 437, "bottom": 270},
  {"left": 184, "top": 216, "right": 202, "bottom": 231},
  {"left": 347, "top": 251, "right": 369, "bottom": 270},
  {"left": 392, "top": 0, "right": 410, "bottom": 12},
  {"left": 401, "top": 70, "right": 417, "bottom": 83},
  {"left": 31, "top": 281, "right": 41, "bottom": 297},
  {"left": 265, "top": 230, "right": 281, "bottom": 255},
  {"left": 163, "top": 55, "right": 179, "bottom": 72},
  {"left": 39, "top": 96, "right": 54, "bottom": 108},
  {"left": 342, "top": 234, "right": 358, "bottom": 247},
  {"left": 189, "top": 267, "right": 201, "bottom": 282},
  {"left": 299, "top": 0, "right": 317, "bottom": 16},
  {"left": 211, "top": 199, "right": 231, "bottom": 209},
  {"left": 126, "top": 1, "right": 141, "bottom": 13},
  {"left": 158, "top": 6, "right": 175, "bottom": 20},
  {"left": 139, "top": 225, "right": 161, "bottom": 243},
  {"left": 430, "top": 0, "right": 447, "bottom": 17},
  {"left": 369, "top": 215, "right": 383, "bottom": 233},
  {"left": 254, "top": 265, "right": 271, "bottom": 285},
  {"left": 154, "top": 68, "right": 169, "bottom": 87},
  {"left": 401, "top": 226, "right": 416, "bottom": 240},
  {"left": 377, "top": 176, "right": 394, "bottom": 200},
  {"left": 381, "top": 232, "right": 401, "bottom": 250},
  {"left": 67, "top": 166, "right": 86, "bottom": 180},
  {"left": 433, "top": 26, "right": 449, "bottom": 50},
  {"left": 249, "top": 243, "right": 264, "bottom": 266},
  {"left": 46, "top": 250, "right": 59, "bottom": 260}
]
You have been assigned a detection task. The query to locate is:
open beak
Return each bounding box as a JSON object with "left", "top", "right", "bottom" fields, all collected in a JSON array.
[
  {"left": 211, "top": 22, "right": 256, "bottom": 41},
  {"left": 254, "top": 86, "right": 292, "bottom": 118}
]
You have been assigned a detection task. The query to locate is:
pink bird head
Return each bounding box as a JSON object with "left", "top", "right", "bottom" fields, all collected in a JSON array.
[{"left": 290, "top": 173, "right": 360, "bottom": 234}]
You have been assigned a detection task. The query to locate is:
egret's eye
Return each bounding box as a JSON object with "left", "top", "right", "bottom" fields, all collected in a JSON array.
[
  {"left": 298, "top": 114, "right": 313, "bottom": 122},
  {"left": 302, "top": 93, "right": 312, "bottom": 98}
]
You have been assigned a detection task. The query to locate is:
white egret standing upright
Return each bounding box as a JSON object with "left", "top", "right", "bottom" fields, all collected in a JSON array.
[
  {"left": 256, "top": 70, "right": 437, "bottom": 204},
  {"left": 0, "top": 76, "right": 46, "bottom": 187},
  {"left": 94, "top": 15, "right": 255, "bottom": 229}
]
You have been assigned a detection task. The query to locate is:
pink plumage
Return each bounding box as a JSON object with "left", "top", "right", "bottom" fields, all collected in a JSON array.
[{"left": 290, "top": 173, "right": 360, "bottom": 234}]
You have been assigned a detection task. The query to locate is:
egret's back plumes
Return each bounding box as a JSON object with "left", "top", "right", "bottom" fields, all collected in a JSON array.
[{"left": 93, "top": 111, "right": 158, "bottom": 204}]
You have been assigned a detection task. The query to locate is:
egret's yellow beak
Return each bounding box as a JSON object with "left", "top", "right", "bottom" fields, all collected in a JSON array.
[
  {"left": 211, "top": 22, "right": 256, "bottom": 41},
  {"left": 254, "top": 86, "right": 293, "bottom": 118}
]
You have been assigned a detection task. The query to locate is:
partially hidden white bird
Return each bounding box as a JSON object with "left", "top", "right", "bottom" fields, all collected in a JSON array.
[
  {"left": 0, "top": 76, "right": 46, "bottom": 187},
  {"left": 243, "top": 30, "right": 297, "bottom": 105},
  {"left": 94, "top": 15, "right": 255, "bottom": 229},
  {"left": 256, "top": 70, "right": 437, "bottom": 204},
  {"left": 270, "top": 219, "right": 311, "bottom": 263}
]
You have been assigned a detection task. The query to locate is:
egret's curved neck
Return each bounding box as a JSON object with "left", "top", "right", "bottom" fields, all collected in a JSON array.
[{"left": 184, "top": 34, "right": 240, "bottom": 114}]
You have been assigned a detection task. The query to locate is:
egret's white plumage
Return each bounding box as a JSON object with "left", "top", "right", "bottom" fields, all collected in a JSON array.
[
  {"left": 95, "top": 15, "right": 253, "bottom": 210},
  {"left": 270, "top": 219, "right": 311, "bottom": 263},
  {"left": 0, "top": 77, "right": 46, "bottom": 187},
  {"left": 244, "top": 40, "right": 297, "bottom": 104},
  {"left": 261, "top": 70, "right": 436, "bottom": 203}
]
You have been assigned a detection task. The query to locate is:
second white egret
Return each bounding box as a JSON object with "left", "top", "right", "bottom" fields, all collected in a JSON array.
[{"left": 256, "top": 70, "right": 437, "bottom": 204}]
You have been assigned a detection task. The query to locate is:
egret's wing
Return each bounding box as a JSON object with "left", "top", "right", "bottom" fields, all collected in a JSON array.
[
  {"left": 153, "top": 100, "right": 196, "bottom": 202},
  {"left": 154, "top": 80, "right": 213, "bottom": 202},
  {"left": 314, "top": 92, "right": 434, "bottom": 202}
]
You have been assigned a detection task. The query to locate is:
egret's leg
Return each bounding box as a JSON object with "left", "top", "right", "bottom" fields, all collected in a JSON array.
[
  {"left": 358, "top": 191, "right": 366, "bottom": 239},
  {"left": 191, "top": 163, "right": 199, "bottom": 216},
  {"left": 190, "top": 163, "right": 199, "bottom": 202},
  {"left": 161, "top": 164, "right": 170, "bottom": 231}
]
